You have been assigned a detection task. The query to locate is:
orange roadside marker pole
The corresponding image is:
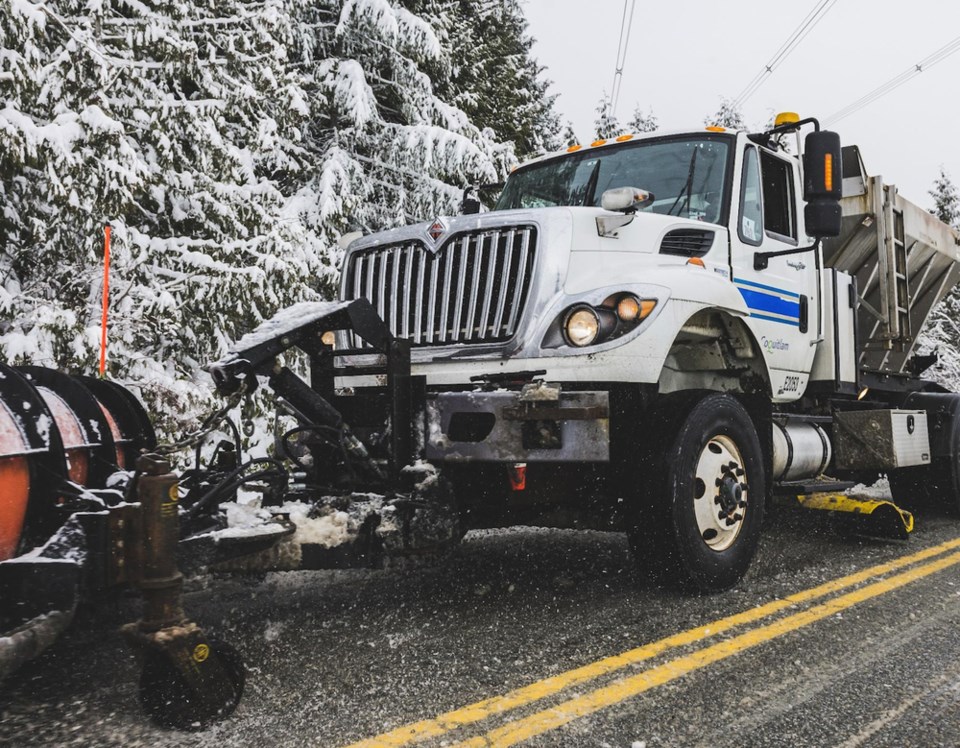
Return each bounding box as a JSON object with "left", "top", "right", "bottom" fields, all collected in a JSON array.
[{"left": 99, "top": 224, "right": 111, "bottom": 376}]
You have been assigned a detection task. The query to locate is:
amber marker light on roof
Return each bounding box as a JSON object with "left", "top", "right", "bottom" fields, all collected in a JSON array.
[
  {"left": 567, "top": 144, "right": 582, "bottom": 153},
  {"left": 774, "top": 111, "right": 800, "bottom": 127},
  {"left": 616, "top": 134, "right": 633, "bottom": 142},
  {"left": 705, "top": 126, "right": 726, "bottom": 132},
  {"left": 590, "top": 139, "right": 607, "bottom": 147}
]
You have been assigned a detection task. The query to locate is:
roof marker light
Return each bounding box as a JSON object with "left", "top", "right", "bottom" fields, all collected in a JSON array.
[
  {"left": 567, "top": 144, "right": 582, "bottom": 153},
  {"left": 775, "top": 111, "right": 800, "bottom": 127},
  {"left": 616, "top": 134, "right": 633, "bottom": 142},
  {"left": 705, "top": 126, "right": 726, "bottom": 133},
  {"left": 590, "top": 138, "right": 607, "bottom": 147}
]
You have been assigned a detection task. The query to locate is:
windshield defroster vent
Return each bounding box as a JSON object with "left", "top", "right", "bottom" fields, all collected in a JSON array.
[{"left": 659, "top": 229, "right": 715, "bottom": 257}]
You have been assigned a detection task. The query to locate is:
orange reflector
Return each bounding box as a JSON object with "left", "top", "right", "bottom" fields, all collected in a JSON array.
[
  {"left": 616, "top": 134, "right": 633, "bottom": 142},
  {"left": 824, "top": 153, "right": 833, "bottom": 192},
  {"left": 705, "top": 126, "right": 726, "bottom": 133},
  {"left": 590, "top": 139, "right": 607, "bottom": 147},
  {"left": 508, "top": 463, "right": 527, "bottom": 491},
  {"left": 567, "top": 144, "right": 582, "bottom": 153},
  {"left": 687, "top": 257, "right": 706, "bottom": 267}
]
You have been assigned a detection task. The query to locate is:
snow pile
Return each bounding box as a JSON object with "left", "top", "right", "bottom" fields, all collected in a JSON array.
[{"left": 216, "top": 495, "right": 388, "bottom": 549}]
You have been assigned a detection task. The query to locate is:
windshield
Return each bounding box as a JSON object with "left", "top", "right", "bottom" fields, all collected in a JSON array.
[{"left": 494, "top": 135, "right": 733, "bottom": 225}]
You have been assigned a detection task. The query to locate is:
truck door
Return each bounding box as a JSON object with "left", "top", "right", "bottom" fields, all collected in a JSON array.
[{"left": 731, "top": 144, "right": 819, "bottom": 400}]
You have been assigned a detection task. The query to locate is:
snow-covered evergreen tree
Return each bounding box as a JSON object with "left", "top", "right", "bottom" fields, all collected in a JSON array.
[
  {"left": 930, "top": 167, "right": 959, "bottom": 227},
  {"left": 594, "top": 94, "right": 621, "bottom": 139},
  {"left": 704, "top": 98, "right": 745, "bottom": 130},
  {"left": 627, "top": 105, "right": 657, "bottom": 133},
  {"left": 0, "top": 0, "right": 521, "bottom": 438},
  {"left": 1, "top": 0, "right": 322, "bottom": 432},
  {"left": 918, "top": 167, "right": 960, "bottom": 389},
  {"left": 426, "top": 0, "right": 562, "bottom": 158}
]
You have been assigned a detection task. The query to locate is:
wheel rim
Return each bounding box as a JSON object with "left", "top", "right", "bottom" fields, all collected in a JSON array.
[{"left": 692, "top": 434, "right": 748, "bottom": 552}]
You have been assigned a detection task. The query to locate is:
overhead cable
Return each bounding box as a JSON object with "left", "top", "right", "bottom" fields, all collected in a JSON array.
[
  {"left": 825, "top": 35, "right": 960, "bottom": 125},
  {"left": 609, "top": 0, "right": 636, "bottom": 117},
  {"left": 732, "top": 0, "right": 837, "bottom": 109}
]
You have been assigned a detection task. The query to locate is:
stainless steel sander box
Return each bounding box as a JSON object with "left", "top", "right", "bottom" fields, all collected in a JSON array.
[{"left": 834, "top": 410, "right": 931, "bottom": 470}]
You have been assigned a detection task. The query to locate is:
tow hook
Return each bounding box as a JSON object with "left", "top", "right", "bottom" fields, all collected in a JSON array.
[{"left": 122, "top": 453, "right": 244, "bottom": 730}]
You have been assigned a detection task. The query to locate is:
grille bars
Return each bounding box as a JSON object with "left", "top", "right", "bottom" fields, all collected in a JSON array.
[{"left": 346, "top": 226, "right": 536, "bottom": 348}]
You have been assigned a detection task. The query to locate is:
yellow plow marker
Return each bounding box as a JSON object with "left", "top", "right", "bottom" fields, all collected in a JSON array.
[{"left": 796, "top": 493, "right": 914, "bottom": 540}]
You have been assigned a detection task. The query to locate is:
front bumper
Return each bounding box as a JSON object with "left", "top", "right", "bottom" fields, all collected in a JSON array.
[{"left": 425, "top": 385, "right": 610, "bottom": 463}]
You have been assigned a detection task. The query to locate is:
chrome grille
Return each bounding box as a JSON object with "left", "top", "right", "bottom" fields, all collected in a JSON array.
[{"left": 344, "top": 226, "right": 537, "bottom": 347}]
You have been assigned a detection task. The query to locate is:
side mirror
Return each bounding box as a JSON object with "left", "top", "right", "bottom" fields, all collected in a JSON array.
[
  {"left": 803, "top": 130, "right": 842, "bottom": 238},
  {"left": 600, "top": 186, "right": 654, "bottom": 213},
  {"left": 461, "top": 186, "right": 481, "bottom": 215}
]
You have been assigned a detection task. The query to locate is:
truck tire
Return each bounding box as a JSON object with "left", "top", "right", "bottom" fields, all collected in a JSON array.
[
  {"left": 887, "top": 466, "right": 938, "bottom": 512},
  {"left": 628, "top": 392, "right": 765, "bottom": 593}
]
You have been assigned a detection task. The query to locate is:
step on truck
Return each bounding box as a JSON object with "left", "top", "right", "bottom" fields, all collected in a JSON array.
[{"left": 3, "top": 112, "right": 960, "bottom": 726}]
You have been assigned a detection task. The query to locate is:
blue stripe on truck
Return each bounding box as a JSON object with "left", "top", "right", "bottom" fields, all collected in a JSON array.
[{"left": 737, "top": 288, "right": 801, "bottom": 320}]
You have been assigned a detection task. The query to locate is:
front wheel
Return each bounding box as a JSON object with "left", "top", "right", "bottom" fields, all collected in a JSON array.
[{"left": 628, "top": 392, "right": 766, "bottom": 593}]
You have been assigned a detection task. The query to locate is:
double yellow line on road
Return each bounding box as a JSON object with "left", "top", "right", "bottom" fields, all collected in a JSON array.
[{"left": 345, "top": 537, "right": 960, "bottom": 748}]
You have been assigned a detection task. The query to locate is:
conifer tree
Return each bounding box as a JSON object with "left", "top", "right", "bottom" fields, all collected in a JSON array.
[
  {"left": 0, "top": 0, "right": 320, "bottom": 429},
  {"left": 627, "top": 105, "right": 658, "bottom": 133},
  {"left": 425, "top": 0, "right": 562, "bottom": 158},
  {"left": 916, "top": 167, "right": 960, "bottom": 388},
  {"left": 705, "top": 98, "right": 745, "bottom": 129},
  {"left": 0, "top": 0, "right": 521, "bottom": 435},
  {"left": 930, "top": 167, "right": 959, "bottom": 227},
  {"left": 594, "top": 94, "right": 621, "bottom": 139}
]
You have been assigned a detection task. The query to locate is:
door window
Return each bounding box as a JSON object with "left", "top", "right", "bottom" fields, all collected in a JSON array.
[
  {"left": 760, "top": 151, "right": 797, "bottom": 242},
  {"left": 739, "top": 147, "right": 763, "bottom": 246}
]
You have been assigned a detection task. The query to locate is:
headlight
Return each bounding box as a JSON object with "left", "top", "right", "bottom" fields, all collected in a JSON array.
[
  {"left": 563, "top": 306, "right": 601, "bottom": 347},
  {"left": 546, "top": 293, "right": 657, "bottom": 350}
]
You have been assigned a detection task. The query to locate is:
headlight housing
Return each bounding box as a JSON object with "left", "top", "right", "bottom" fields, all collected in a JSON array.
[{"left": 553, "top": 293, "right": 657, "bottom": 349}]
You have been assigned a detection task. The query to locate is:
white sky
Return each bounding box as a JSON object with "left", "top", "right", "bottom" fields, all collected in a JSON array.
[{"left": 522, "top": 0, "right": 960, "bottom": 209}]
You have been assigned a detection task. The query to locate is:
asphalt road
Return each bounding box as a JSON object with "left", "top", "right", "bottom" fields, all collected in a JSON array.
[{"left": 3, "top": 498, "right": 960, "bottom": 747}]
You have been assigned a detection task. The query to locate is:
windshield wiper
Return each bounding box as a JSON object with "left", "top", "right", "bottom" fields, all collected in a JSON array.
[
  {"left": 667, "top": 147, "right": 698, "bottom": 217},
  {"left": 583, "top": 160, "right": 602, "bottom": 206}
]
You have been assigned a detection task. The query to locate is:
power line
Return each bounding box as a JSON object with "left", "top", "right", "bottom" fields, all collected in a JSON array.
[
  {"left": 609, "top": 0, "right": 636, "bottom": 117},
  {"left": 825, "top": 35, "right": 960, "bottom": 125},
  {"left": 731, "top": 0, "right": 837, "bottom": 109}
]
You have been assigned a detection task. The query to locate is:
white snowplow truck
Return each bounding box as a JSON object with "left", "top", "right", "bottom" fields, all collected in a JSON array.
[
  {"left": 204, "top": 113, "right": 960, "bottom": 595},
  {"left": 9, "top": 113, "right": 960, "bottom": 724}
]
